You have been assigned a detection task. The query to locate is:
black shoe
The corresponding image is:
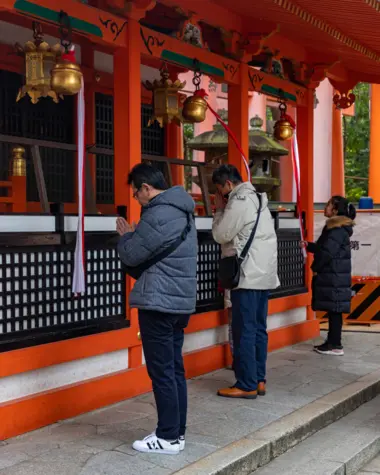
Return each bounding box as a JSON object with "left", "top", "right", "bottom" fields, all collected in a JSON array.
[{"left": 314, "top": 342, "right": 344, "bottom": 356}]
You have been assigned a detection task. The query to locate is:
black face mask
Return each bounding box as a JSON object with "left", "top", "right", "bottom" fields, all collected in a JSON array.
[{"left": 224, "top": 192, "right": 231, "bottom": 199}]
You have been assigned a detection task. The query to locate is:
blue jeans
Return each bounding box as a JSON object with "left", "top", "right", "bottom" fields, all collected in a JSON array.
[
  {"left": 231, "top": 289, "right": 269, "bottom": 392},
  {"left": 138, "top": 310, "right": 190, "bottom": 440}
]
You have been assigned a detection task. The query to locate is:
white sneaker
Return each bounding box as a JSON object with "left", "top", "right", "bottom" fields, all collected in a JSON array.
[
  {"left": 179, "top": 435, "right": 185, "bottom": 451},
  {"left": 132, "top": 432, "right": 180, "bottom": 455}
]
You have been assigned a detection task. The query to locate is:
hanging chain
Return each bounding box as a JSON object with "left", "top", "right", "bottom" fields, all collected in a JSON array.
[
  {"left": 32, "top": 21, "right": 43, "bottom": 44},
  {"left": 59, "top": 10, "right": 72, "bottom": 52},
  {"left": 193, "top": 70, "right": 202, "bottom": 91},
  {"left": 279, "top": 101, "right": 287, "bottom": 116}
]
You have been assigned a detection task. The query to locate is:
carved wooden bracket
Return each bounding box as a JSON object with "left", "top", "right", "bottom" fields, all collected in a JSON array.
[{"left": 105, "top": 0, "right": 156, "bottom": 19}]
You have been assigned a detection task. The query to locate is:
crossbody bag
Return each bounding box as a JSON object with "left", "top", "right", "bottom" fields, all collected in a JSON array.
[{"left": 218, "top": 193, "right": 262, "bottom": 290}]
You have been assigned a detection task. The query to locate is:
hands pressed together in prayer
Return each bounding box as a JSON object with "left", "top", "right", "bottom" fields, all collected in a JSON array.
[{"left": 116, "top": 217, "right": 136, "bottom": 236}]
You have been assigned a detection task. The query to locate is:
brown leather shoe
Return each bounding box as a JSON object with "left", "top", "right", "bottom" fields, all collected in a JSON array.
[
  {"left": 217, "top": 387, "right": 257, "bottom": 399},
  {"left": 258, "top": 382, "right": 266, "bottom": 396}
]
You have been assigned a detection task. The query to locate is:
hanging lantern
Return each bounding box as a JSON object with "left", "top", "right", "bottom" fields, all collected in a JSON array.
[
  {"left": 51, "top": 11, "right": 83, "bottom": 96},
  {"left": 15, "top": 22, "right": 61, "bottom": 104},
  {"left": 182, "top": 70, "right": 208, "bottom": 123},
  {"left": 9, "top": 146, "right": 27, "bottom": 177},
  {"left": 273, "top": 102, "right": 295, "bottom": 141},
  {"left": 143, "top": 64, "right": 186, "bottom": 127}
]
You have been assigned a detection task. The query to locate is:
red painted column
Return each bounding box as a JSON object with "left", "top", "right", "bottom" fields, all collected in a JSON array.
[
  {"left": 369, "top": 84, "right": 380, "bottom": 203},
  {"left": 297, "top": 89, "right": 315, "bottom": 320},
  {"left": 227, "top": 63, "right": 249, "bottom": 181},
  {"left": 331, "top": 104, "right": 345, "bottom": 196}
]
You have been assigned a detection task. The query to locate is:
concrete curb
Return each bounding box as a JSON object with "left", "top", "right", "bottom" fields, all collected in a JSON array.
[{"left": 174, "top": 369, "right": 380, "bottom": 475}]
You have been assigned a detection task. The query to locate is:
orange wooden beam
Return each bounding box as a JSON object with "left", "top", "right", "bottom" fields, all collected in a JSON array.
[
  {"left": 139, "top": 25, "right": 240, "bottom": 85},
  {"left": 369, "top": 84, "right": 380, "bottom": 203},
  {"left": 0, "top": 0, "right": 128, "bottom": 47},
  {"left": 247, "top": 65, "right": 307, "bottom": 107},
  {"left": 331, "top": 104, "right": 345, "bottom": 196}
]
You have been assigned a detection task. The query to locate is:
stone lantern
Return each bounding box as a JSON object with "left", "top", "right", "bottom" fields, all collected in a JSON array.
[{"left": 187, "top": 112, "right": 288, "bottom": 197}]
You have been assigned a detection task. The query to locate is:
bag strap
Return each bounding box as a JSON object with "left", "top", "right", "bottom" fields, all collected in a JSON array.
[
  {"left": 238, "top": 193, "right": 262, "bottom": 263},
  {"left": 129, "top": 212, "right": 193, "bottom": 274}
]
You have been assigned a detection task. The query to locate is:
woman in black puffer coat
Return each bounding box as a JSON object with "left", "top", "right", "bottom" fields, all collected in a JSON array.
[{"left": 302, "top": 196, "right": 356, "bottom": 356}]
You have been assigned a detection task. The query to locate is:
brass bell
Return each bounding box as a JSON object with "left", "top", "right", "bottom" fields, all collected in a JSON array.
[
  {"left": 51, "top": 60, "right": 82, "bottom": 96},
  {"left": 10, "top": 146, "right": 27, "bottom": 177},
  {"left": 182, "top": 95, "right": 208, "bottom": 123},
  {"left": 137, "top": 331, "right": 141, "bottom": 340},
  {"left": 273, "top": 118, "right": 294, "bottom": 141}
]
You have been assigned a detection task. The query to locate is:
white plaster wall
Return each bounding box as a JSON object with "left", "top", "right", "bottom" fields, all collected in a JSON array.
[
  {"left": 313, "top": 79, "right": 333, "bottom": 202},
  {"left": 0, "top": 349, "right": 129, "bottom": 404}
]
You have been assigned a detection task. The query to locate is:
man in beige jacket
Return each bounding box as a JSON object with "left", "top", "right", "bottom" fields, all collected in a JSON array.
[{"left": 212, "top": 164, "right": 279, "bottom": 399}]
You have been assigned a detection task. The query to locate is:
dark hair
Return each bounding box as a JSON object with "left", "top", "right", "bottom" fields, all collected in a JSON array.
[
  {"left": 330, "top": 195, "right": 356, "bottom": 220},
  {"left": 127, "top": 163, "right": 168, "bottom": 191},
  {"left": 212, "top": 164, "right": 242, "bottom": 186}
]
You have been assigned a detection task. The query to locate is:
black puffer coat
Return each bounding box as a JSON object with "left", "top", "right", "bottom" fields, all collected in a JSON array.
[{"left": 308, "top": 216, "right": 354, "bottom": 314}]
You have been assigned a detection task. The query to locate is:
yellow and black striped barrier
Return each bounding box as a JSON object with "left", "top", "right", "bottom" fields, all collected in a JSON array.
[{"left": 316, "top": 278, "right": 380, "bottom": 324}]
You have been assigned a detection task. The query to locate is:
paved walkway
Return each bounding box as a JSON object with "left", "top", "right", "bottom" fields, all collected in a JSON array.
[
  {"left": 359, "top": 452, "right": 380, "bottom": 474},
  {"left": 2, "top": 332, "right": 380, "bottom": 475}
]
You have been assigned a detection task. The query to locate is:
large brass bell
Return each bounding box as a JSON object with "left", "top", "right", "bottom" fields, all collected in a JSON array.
[
  {"left": 182, "top": 94, "right": 207, "bottom": 123},
  {"left": 51, "top": 60, "right": 82, "bottom": 96},
  {"left": 273, "top": 102, "right": 294, "bottom": 141},
  {"left": 273, "top": 118, "right": 294, "bottom": 141}
]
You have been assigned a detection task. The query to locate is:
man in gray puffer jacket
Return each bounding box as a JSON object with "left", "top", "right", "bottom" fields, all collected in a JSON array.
[{"left": 117, "top": 163, "right": 197, "bottom": 456}]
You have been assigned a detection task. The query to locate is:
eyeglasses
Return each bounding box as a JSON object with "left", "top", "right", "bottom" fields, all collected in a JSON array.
[{"left": 132, "top": 188, "right": 140, "bottom": 199}]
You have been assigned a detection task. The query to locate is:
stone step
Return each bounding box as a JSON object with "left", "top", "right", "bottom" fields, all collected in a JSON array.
[
  {"left": 174, "top": 369, "right": 380, "bottom": 475},
  {"left": 252, "top": 395, "right": 380, "bottom": 475}
]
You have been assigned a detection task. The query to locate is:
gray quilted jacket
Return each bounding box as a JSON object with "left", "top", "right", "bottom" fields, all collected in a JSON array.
[{"left": 118, "top": 186, "right": 197, "bottom": 314}]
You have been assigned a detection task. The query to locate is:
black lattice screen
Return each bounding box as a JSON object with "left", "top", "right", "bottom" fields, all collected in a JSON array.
[
  {"left": 0, "top": 69, "right": 75, "bottom": 202},
  {"left": 275, "top": 231, "right": 305, "bottom": 295},
  {"left": 0, "top": 245, "right": 125, "bottom": 340},
  {"left": 95, "top": 93, "right": 114, "bottom": 204},
  {"left": 94, "top": 96, "right": 166, "bottom": 204},
  {"left": 196, "top": 232, "right": 224, "bottom": 313}
]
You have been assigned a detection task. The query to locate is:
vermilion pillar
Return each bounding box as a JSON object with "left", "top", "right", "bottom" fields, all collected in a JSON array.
[
  {"left": 114, "top": 18, "right": 141, "bottom": 360},
  {"left": 297, "top": 89, "right": 315, "bottom": 320},
  {"left": 331, "top": 104, "right": 345, "bottom": 197},
  {"left": 369, "top": 84, "right": 380, "bottom": 203},
  {"left": 227, "top": 64, "right": 249, "bottom": 181}
]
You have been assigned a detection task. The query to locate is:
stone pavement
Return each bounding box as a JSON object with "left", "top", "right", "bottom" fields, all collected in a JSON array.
[
  {"left": 359, "top": 451, "right": 380, "bottom": 474},
  {"left": 2, "top": 332, "right": 380, "bottom": 475}
]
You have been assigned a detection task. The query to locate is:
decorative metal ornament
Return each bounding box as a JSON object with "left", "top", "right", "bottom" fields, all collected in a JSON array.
[
  {"left": 333, "top": 90, "right": 355, "bottom": 110},
  {"left": 15, "top": 22, "right": 61, "bottom": 104},
  {"left": 50, "top": 11, "right": 83, "bottom": 96},
  {"left": 9, "top": 146, "right": 27, "bottom": 177},
  {"left": 273, "top": 102, "right": 295, "bottom": 141},
  {"left": 182, "top": 70, "right": 208, "bottom": 123},
  {"left": 143, "top": 64, "right": 186, "bottom": 127}
]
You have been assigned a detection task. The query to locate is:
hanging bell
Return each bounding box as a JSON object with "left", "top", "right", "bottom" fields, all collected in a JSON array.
[
  {"left": 182, "top": 94, "right": 208, "bottom": 123},
  {"left": 273, "top": 102, "right": 294, "bottom": 141},
  {"left": 273, "top": 117, "right": 294, "bottom": 141},
  {"left": 51, "top": 47, "right": 83, "bottom": 96}
]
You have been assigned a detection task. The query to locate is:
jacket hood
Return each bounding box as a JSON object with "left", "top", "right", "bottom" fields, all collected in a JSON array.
[
  {"left": 229, "top": 182, "right": 269, "bottom": 209},
  {"left": 147, "top": 186, "right": 195, "bottom": 214},
  {"left": 326, "top": 216, "right": 354, "bottom": 236}
]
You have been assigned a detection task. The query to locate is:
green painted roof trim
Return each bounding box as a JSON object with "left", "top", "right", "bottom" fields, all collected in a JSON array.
[
  {"left": 14, "top": 0, "right": 102, "bottom": 38},
  {"left": 161, "top": 50, "right": 224, "bottom": 78},
  {"left": 261, "top": 84, "right": 296, "bottom": 103}
]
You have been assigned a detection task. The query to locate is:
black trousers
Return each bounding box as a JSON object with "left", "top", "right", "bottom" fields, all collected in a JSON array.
[
  {"left": 138, "top": 309, "right": 190, "bottom": 440},
  {"left": 327, "top": 312, "right": 343, "bottom": 346}
]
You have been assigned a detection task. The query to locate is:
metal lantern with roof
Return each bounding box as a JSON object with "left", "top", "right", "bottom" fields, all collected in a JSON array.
[
  {"left": 143, "top": 64, "right": 186, "bottom": 127},
  {"left": 15, "top": 22, "right": 61, "bottom": 104},
  {"left": 187, "top": 112, "right": 289, "bottom": 197}
]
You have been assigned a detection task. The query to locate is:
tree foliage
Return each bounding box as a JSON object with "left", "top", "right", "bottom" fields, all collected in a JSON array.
[{"left": 343, "top": 83, "right": 370, "bottom": 202}]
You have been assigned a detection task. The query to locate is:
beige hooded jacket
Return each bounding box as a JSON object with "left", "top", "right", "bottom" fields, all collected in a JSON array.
[{"left": 213, "top": 182, "right": 280, "bottom": 291}]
